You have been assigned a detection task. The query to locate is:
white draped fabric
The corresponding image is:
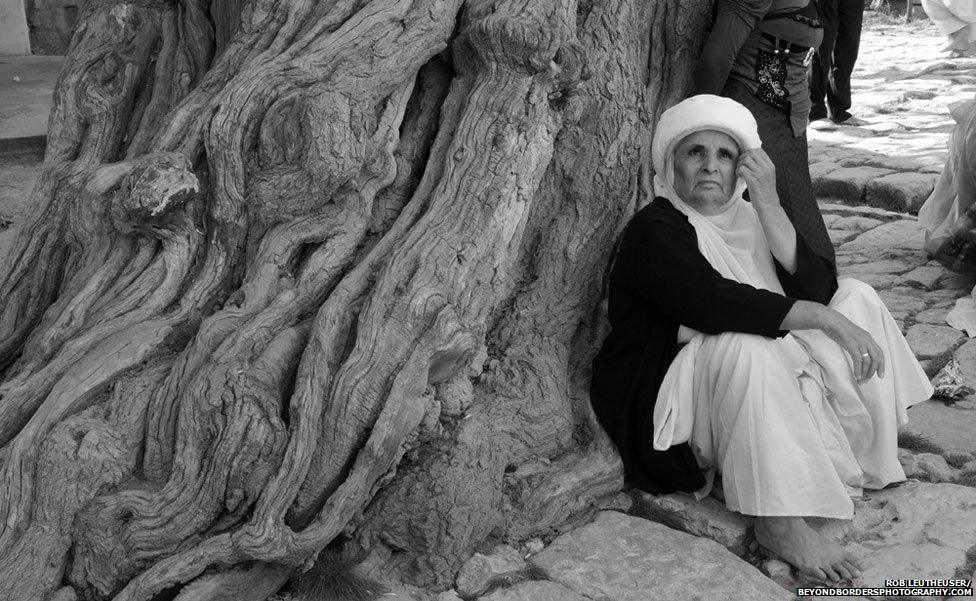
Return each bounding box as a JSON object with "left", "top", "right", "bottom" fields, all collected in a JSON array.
[
  {"left": 918, "top": 98, "right": 976, "bottom": 337},
  {"left": 922, "top": 0, "right": 976, "bottom": 38},
  {"left": 650, "top": 143, "right": 933, "bottom": 519}
]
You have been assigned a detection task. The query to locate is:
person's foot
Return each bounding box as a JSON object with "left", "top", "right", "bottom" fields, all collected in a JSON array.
[
  {"left": 809, "top": 106, "right": 828, "bottom": 122},
  {"left": 808, "top": 119, "right": 837, "bottom": 131},
  {"left": 754, "top": 516, "right": 864, "bottom": 582},
  {"left": 833, "top": 115, "right": 867, "bottom": 126},
  {"left": 946, "top": 30, "right": 973, "bottom": 52},
  {"left": 944, "top": 31, "right": 976, "bottom": 56}
]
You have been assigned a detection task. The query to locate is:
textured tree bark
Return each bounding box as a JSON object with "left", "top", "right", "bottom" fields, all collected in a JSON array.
[{"left": 0, "top": 0, "right": 711, "bottom": 599}]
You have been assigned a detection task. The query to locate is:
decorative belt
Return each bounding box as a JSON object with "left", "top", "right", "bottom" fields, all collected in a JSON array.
[{"left": 761, "top": 32, "right": 817, "bottom": 66}]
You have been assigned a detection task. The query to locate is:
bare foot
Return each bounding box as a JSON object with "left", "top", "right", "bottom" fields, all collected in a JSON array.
[{"left": 755, "top": 516, "right": 863, "bottom": 583}]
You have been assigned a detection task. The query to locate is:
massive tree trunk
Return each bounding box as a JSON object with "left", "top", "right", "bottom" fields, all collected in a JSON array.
[{"left": 0, "top": 0, "right": 712, "bottom": 599}]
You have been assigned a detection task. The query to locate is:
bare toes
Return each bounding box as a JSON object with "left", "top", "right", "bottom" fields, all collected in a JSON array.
[
  {"left": 834, "top": 562, "right": 853, "bottom": 581},
  {"left": 822, "top": 565, "right": 841, "bottom": 582},
  {"left": 842, "top": 559, "right": 862, "bottom": 577}
]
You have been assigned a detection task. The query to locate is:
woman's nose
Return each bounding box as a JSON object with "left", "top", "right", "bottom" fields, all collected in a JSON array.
[{"left": 702, "top": 155, "right": 718, "bottom": 172}]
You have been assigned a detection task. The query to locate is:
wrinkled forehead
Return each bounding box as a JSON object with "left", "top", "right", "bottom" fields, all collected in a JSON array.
[{"left": 672, "top": 129, "right": 741, "bottom": 156}]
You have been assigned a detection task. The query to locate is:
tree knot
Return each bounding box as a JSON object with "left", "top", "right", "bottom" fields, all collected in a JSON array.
[
  {"left": 109, "top": 152, "right": 199, "bottom": 234},
  {"left": 465, "top": 9, "right": 568, "bottom": 75}
]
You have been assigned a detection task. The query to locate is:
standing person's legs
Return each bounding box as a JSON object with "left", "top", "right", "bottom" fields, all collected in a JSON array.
[
  {"left": 827, "top": 0, "right": 865, "bottom": 122},
  {"left": 724, "top": 80, "right": 837, "bottom": 267},
  {"left": 810, "top": 0, "right": 839, "bottom": 121}
]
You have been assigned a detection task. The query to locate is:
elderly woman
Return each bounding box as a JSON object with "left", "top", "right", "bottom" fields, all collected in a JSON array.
[{"left": 590, "top": 95, "right": 933, "bottom": 582}]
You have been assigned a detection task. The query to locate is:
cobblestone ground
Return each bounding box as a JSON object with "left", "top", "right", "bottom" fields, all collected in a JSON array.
[{"left": 807, "top": 12, "right": 976, "bottom": 470}]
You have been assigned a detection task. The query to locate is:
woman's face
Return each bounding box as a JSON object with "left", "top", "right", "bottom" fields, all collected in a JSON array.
[{"left": 671, "top": 130, "right": 740, "bottom": 213}]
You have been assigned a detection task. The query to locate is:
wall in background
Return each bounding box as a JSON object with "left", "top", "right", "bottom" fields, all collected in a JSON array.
[
  {"left": 0, "top": 0, "right": 32, "bottom": 55},
  {"left": 26, "top": 0, "right": 79, "bottom": 55}
]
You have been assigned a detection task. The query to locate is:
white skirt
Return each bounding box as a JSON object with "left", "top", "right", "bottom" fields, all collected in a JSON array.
[{"left": 652, "top": 278, "right": 934, "bottom": 519}]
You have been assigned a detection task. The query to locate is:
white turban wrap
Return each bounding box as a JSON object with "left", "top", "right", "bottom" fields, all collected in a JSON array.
[{"left": 651, "top": 94, "right": 763, "bottom": 204}]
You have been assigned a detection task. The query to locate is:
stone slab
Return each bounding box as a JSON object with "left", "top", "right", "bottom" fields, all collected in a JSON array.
[
  {"left": 831, "top": 216, "right": 884, "bottom": 232},
  {"left": 773, "top": 483, "right": 976, "bottom": 599},
  {"left": 914, "top": 306, "right": 953, "bottom": 326},
  {"left": 840, "top": 257, "right": 916, "bottom": 276},
  {"left": 817, "top": 202, "right": 908, "bottom": 222},
  {"left": 810, "top": 161, "right": 841, "bottom": 179},
  {"left": 905, "top": 324, "right": 965, "bottom": 359},
  {"left": 877, "top": 290, "right": 928, "bottom": 321},
  {"left": 476, "top": 580, "right": 588, "bottom": 601},
  {"left": 829, "top": 229, "right": 860, "bottom": 245},
  {"left": 898, "top": 449, "right": 960, "bottom": 483},
  {"left": 896, "top": 264, "right": 948, "bottom": 290},
  {"left": 838, "top": 220, "right": 927, "bottom": 255},
  {"left": 954, "top": 340, "right": 976, "bottom": 390},
  {"left": 632, "top": 492, "right": 752, "bottom": 555},
  {"left": 813, "top": 166, "right": 894, "bottom": 203},
  {"left": 529, "top": 511, "right": 792, "bottom": 601},
  {"left": 456, "top": 545, "right": 526, "bottom": 599},
  {"left": 903, "top": 399, "right": 976, "bottom": 455},
  {"left": 864, "top": 172, "right": 940, "bottom": 213}
]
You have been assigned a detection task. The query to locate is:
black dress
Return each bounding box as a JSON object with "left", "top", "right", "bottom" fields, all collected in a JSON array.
[{"left": 589, "top": 197, "right": 837, "bottom": 494}]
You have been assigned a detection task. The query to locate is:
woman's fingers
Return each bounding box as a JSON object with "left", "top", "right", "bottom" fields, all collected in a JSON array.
[
  {"left": 867, "top": 340, "right": 885, "bottom": 380},
  {"left": 875, "top": 341, "right": 886, "bottom": 378},
  {"left": 853, "top": 338, "right": 884, "bottom": 382}
]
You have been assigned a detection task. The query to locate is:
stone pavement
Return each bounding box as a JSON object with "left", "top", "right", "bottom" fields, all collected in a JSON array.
[
  {"left": 4, "top": 10, "right": 976, "bottom": 601},
  {"left": 807, "top": 13, "right": 976, "bottom": 214}
]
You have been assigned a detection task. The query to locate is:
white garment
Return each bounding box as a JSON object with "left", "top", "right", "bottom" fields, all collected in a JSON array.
[
  {"left": 918, "top": 99, "right": 976, "bottom": 241},
  {"left": 947, "top": 284, "right": 976, "bottom": 337},
  {"left": 918, "top": 98, "right": 976, "bottom": 337},
  {"left": 922, "top": 0, "right": 976, "bottom": 38},
  {"left": 651, "top": 187, "right": 933, "bottom": 519}
]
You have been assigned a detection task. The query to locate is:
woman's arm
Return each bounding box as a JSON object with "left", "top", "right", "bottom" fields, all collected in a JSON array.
[
  {"left": 737, "top": 148, "right": 799, "bottom": 272},
  {"left": 739, "top": 147, "right": 838, "bottom": 303},
  {"left": 693, "top": 0, "right": 773, "bottom": 94},
  {"left": 780, "top": 300, "right": 885, "bottom": 382},
  {"left": 619, "top": 202, "right": 796, "bottom": 338}
]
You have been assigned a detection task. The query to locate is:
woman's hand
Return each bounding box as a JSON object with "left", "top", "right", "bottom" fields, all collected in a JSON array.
[
  {"left": 736, "top": 148, "right": 780, "bottom": 211},
  {"left": 738, "top": 147, "right": 799, "bottom": 271},
  {"left": 781, "top": 301, "right": 885, "bottom": 382},
  {"left": 820, "top": 306, "right": 886, "bottom": 382}
]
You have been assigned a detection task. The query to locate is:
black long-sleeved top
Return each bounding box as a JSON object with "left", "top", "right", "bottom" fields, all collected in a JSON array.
[{"left": 590, "top": 197, "right": 837, "bottom": 494}]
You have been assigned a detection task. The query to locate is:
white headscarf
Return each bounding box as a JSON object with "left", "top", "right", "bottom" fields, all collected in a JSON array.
[{"left": 651, "top": 95, "right": 785, "bottom": 318}]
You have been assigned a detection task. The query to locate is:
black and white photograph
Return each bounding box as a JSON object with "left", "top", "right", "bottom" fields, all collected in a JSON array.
[{"left": 0, "top": 0, "right": 975, "bottom": 599}]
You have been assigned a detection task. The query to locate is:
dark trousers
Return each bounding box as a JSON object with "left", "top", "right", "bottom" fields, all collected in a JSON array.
[{"left": 809, "top": 0, "right": 865, "bottom": 122}]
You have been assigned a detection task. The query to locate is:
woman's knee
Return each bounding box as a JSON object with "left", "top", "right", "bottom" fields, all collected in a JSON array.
[
  {"left": 699, "top": 332, "right": 778, "bottom": 361},
  {"left": 833, "top": 277, "right": 882, "bottom": 307}
]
